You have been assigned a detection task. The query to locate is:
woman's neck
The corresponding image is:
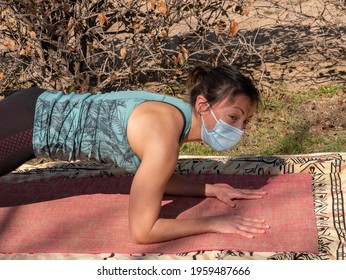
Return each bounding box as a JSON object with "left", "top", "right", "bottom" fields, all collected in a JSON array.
[{"left": 181, "top": 109, "right": 202, "bottom": 143}]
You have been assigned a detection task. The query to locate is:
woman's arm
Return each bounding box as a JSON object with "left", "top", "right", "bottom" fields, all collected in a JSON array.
[
  {"left": 127, "top": 102, "right": 269, "bottom": 244},
  {"left": 165, "top": 173, "right": 267, "bottom": 208},
  {"left": 129, "top": 145, "right": 269, "bottom": 244}
]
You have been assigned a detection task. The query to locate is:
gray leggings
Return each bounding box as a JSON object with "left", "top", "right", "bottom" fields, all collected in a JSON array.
[{"left": 0, "top": 88, "right": 45, "bottom": 176}]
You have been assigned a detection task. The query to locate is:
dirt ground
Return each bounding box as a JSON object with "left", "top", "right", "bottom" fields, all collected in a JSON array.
[{"left": 233, "top": 0, "right": 345, "bottom": 92}]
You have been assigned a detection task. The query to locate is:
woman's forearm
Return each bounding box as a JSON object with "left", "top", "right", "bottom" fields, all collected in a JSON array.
[
  {"left": 164, "top": 173, "right": 215, "bottom": 197},
  {"left": 133, "top": 216, "right": 213, "bottom": 244},
  {"left": 133, "top": 214, "right": 269, "bottom": 244}
]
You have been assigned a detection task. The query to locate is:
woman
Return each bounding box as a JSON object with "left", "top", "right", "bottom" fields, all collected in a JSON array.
[{"left": 0, "top": 64, "right": 269, "bottom": 244}]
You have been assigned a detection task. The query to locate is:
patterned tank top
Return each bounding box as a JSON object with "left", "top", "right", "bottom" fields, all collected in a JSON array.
[{"left": 33, "top": 90, "right": 192, "bottom": 172}]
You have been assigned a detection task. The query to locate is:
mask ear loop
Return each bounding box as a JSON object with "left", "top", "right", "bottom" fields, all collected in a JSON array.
[{"left": 207, "top": 103, "right": 218, "bottom": 122}]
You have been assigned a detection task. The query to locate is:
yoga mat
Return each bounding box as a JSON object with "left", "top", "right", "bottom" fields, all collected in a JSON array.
[{"left": 0, "top": 173, "right": 318, "bottom": 254}]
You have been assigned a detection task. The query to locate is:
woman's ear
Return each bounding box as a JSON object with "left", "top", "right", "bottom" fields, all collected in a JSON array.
[{"left": 195, "top": 95, "right": 209, "bottom": 114}]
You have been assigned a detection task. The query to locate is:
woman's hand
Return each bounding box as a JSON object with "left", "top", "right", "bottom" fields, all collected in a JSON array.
[
  {"left": 205, "top": 184, "right": 269, "bottom": 238},
  {"left": 207, "top": 183, "right": 267, "bottom": 208},
  {"left": 208, "top": 214, "right": 269, "bottom": 238}
]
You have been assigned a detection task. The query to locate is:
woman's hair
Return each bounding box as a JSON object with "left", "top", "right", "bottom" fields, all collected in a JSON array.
[{"left": 187, "top": 64, "right": 260, "bottom": 107}]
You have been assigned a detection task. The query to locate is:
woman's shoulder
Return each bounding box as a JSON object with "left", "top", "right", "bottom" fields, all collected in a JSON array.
[
  {"left": 131, "top": 100, "right": 185, "bottom": 124},
  {"left": 128, "top": 100, "right": 185, "bottom": 141}
]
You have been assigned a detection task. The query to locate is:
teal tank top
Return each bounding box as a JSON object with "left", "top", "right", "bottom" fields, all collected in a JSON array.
[{"left": 33, "top": 90, "right": 192, "bottom": 172}]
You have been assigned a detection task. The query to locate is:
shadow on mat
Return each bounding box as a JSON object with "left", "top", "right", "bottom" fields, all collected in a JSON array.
[{"left": 0, "top": 173, "right": 270, "bottom": 207}]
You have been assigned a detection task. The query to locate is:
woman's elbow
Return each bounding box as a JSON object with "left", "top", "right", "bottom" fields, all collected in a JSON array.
[{"left": 130, "top": 228, "right": 153, "bottom": 244}]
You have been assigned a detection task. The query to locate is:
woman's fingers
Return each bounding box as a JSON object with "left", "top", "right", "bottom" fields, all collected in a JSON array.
[
  {"left": 231, "top": 189, "right": 267, "bottom": 200},
  {"left": 240, "top": 216, "right": 267, "bottom": 224},
  {"left": 213, "top": 184, "right": 268, "bottom": 204},
  {"left": 220, "top": 192, "right": 263, "bottom": 204},
  {"left": 240, "top": 189, "right": 267, "bottom": 195},
  {"left": 212, "top": 214, "right": 270, "bottom": 238},
  {"left": 218, "top": 191, "right": 267, "bottom": 207},
  {"left": 233, "top": 216, "right": 270, "bottom": 237},
  {"left": 241, "top": 189, "right": 267, "bottom": 194},
  {"left": 237, "top": 223, "right": 268, "bottom": 233},
  {"left": 239, "top": 189, "right": 267, "bottom": 195},
  {"left": 237, "top": 217, "right": 269, "bottom": 228},
  {"left": 236, "top": 231, "right": 255, "bottom": 239}
]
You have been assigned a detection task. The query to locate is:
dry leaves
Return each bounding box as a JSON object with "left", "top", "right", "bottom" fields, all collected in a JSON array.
[
  {"left": 160, "top": 27, "right": 168, "bottom": 37},
  {"left": 19, "top": 41, "right": 32, "bottom": 56},
  {"left": 173, "top": 47, "right": 189, "bottom": 67},
  {"left": 3, "top": 37, "right": 16, "bottom": 51},
  {"left": 0, "top": 7, "right": 10, "bottom": 19},
  {"left": 177, "top": 53, "right": 184, "bottom": 66},
  {"left": 148, "top": 0, "right": 156, "bottom": 10},
  {"left": 67, "top": 18, "right": 74, "bottom": 31},
  {"left": 132, "top": 19, "right": 142, "bottom": 30},
  {"left": 29, "top": 31, "right": 36, "bottom": 39},
  {"left": 120, "top": 47, "right": 127, "bottom": 60},
  {"left": 181, "top": 46, "right": 189, "bottom": 61},
  {"left": 235, "top": 5, "right": 250, "bottom": 16},
  {"left": 97, "top": 13, "right": 109, "bottom": 28},
  {"left": 229, "top": 20, "right": 239, "bottom": 36},
  {"left": 110, "top": 72, "right": 117, "bottom": 83},
  {"left": 148, "top": 0, "right": 167, "bottom": 14},
  {"left": 158, "top": 1, "right": 167, "bottom": 15},
  {"left": 242, "top": 6, "right": 250, "bottom": 16}
]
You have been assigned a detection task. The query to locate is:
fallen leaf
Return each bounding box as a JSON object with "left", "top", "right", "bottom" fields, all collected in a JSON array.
[
  {"left": 177, "top": 52, "right": 185, "bottom": 66},
  {"left": 120, "top": 47, "right": 127, "bottom": 60},
  {"left": 0, "top": 7, "right": 10, "bottom": 18},
  {"left": 110, "top": 73, "right": 117, "bottom": 83},
  {"left": 132, "top": 19, "right": 141, "bottom": 29},
  {"left": 172, "top": 55, "right": 178, "bottom": 67},
  {"left": 3, "top": 37, "right": 16, "bottom": 51},
  {"left": 67, "top": 18, "right": 74, "bottom": 31},
  {"left": 181, "top": 46, "right": 189, "bottom": 61},
  {"left": 241, "top": 6, "right": 250, "bottom": 16},
  {"left": 19, "top": 41, "right": 32, "bottom": 57},
  {"left": 161, "top": 28, "right": 168, "bottom": 37},
  {"left": 97, "top": 13, "right": 109, "bottom": 28},
  {"left": 29, "top": 31, "right": 36, "bottom": 39},
  {"left": 158, "top": 1, "right": 167, "bottom": 15},
  {"left": 151, "top": 34, "right": 157, "bottom": 45},
  {"left": 148, "top": 0, "right": 156, "bottom": 10},
  {"left": 0, "top": 72, "right": 4, "bottom": 80},
  {"left": 229, "top": 20, "right": 239, "bottom": 36}
]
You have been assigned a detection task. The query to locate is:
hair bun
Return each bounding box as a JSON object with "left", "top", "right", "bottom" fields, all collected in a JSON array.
[
  {"left": 187, "top": 64, "right": 260, "bottom": 108},
  {"left": 187, "top": 65, "right": 211, "bottom": 90}
]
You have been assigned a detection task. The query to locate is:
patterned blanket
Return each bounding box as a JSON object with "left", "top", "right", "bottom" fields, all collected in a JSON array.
[{"left": 0, "top": 152, "right": 345, "bottom": 260}]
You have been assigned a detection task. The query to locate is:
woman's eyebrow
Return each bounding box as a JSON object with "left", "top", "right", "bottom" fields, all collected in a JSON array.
[{"left": 231, "top": 106, "right": 245, "bottom": 115}]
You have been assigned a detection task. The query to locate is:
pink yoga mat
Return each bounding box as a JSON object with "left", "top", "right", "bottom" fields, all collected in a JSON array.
[{"left": 0, "top": 173, "right": 318, "bottom": 254}]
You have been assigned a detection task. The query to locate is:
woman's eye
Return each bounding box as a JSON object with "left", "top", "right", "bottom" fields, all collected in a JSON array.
[{"left": 229, "top": 115, "right": 238, "bottom": 122}]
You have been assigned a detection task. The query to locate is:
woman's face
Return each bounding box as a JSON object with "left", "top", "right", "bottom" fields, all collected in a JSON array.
[{"left": 200, "top": 94, "right": 256, "bottom": 131}]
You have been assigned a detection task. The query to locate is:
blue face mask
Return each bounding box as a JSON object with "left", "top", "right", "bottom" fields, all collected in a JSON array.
[{"left": 201, "top": 105, "right": 244, "bottom": 151}]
